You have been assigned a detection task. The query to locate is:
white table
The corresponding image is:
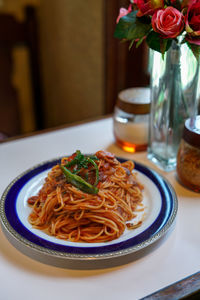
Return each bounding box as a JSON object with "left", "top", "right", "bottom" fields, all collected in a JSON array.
[{"left": 0, "top": 117, "right": 199, "bottom": 300}]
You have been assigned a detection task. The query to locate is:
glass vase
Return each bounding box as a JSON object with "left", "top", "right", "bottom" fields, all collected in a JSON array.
[{"left": 147, "top": 40, "right": 200, "bottom": 171}]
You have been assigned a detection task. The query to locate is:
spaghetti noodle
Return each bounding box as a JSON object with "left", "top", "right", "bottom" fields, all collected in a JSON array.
[{"left": 28, "top": 150, "right": 144, "bottom": 243}]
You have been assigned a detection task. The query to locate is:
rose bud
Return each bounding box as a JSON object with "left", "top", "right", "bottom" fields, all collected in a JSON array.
[
  {"left": 134, "top": 0, "right": 164, "bottom": 17},
  {"left": 116, "top": 4, "right": 132, "bottom": 23}
]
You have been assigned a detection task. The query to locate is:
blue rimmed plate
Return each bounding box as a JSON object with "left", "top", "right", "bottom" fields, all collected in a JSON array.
[{"left": 0, "top": 157, "right": 178, "bottom": 269}]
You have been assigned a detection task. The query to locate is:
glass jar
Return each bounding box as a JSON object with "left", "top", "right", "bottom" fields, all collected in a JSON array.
[
  {"left": 177, "top": 116, "right": 200, "bottom": 193},
  {"left": 113, "top": 87, "right": 150, "bottom": 153}
]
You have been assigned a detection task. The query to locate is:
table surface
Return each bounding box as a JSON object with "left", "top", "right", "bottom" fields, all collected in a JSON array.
[{"left": 0, "top": 117, "right": 200, "bottom": 300}]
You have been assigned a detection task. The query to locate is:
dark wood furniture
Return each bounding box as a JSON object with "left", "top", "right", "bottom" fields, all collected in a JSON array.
[
  {"left": 0, "top": 1, "right": 149, "bottom": 140},
  {"left": 0, "top": 6, "right": 43, "bottom": 139},
  {"left": 143, "top": 271, "right": 200, "bottom": 299},
  {"left": 104, "top": 0, "right": 150, "bottom": 114}
]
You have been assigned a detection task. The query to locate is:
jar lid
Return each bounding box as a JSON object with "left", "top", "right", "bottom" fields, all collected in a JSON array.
[
  {"left": 183, "top": 115, "right": 200, "bottom": 148},
  {"left": 116, "top": 87, "right": 150, "bottom": 115}
]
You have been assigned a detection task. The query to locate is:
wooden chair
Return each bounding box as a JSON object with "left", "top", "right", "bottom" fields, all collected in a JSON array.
[{"left": 0, "top": 6, "right": 43, "bottom": 140}]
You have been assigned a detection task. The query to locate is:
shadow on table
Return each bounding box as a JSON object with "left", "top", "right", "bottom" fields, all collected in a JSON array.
[{"left": 0, "top": 222, "right": 175, "bottom": 277}]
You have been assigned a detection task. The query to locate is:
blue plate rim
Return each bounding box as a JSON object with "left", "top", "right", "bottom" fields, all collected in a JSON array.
[{"left": 0, "top": 157, "right": 178, "bottom": 260}]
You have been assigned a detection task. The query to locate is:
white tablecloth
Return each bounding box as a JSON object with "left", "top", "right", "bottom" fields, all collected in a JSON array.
[{"left": 0, "top": 117, "right": 199, "bottom": 300}]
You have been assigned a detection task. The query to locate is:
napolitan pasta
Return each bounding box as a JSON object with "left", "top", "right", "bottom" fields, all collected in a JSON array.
[{"left": 27, "top": 150, "right": 145, "bottom": 243}]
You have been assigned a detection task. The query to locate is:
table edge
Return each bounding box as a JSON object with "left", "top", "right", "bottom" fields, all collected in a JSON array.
[
  {"left": 0, "top": 114, "right": 112, "bottom": 144},
  {"left": 142, "top": 271, "right": 200, "bottom": 299}
]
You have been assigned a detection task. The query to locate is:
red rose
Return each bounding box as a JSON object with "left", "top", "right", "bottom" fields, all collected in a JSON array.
[
  {"left": 185, "top": 0, "right": 200, "bottom": 45},
  {"left": 134, "top": 0, "right": 164, "bottom": 17},
  {"left": 152, "top": 7, "right": 184, "bottom": 38}
]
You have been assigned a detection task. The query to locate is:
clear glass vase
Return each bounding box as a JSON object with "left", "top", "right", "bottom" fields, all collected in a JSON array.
[{"left": 147, "top": 40, "right": 200, "bottom": 171}]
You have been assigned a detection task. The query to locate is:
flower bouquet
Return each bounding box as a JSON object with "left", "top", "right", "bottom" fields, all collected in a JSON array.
[
  {"left": 114, "top": 0, "right": 200, "bottom": 59},
  {"left": 114, "top": 0, "right": 200, "bottom": 171}
]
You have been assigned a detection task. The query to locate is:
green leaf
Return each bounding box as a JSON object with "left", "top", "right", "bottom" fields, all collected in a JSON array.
[
  {"left": 136, "top": 36, "right": 145, "bottom": 48},
  {"left": 129, "top": 39, "right": 135, "bottom": 50},
  {"left": 146, "top": 31, "right": 172, "bottom": 55},
  {"left": 114, "top": 11, "right": 151, "bottom": 41},
  {"left": 186, "top": 42, "right": 200, "bottom": 61}
]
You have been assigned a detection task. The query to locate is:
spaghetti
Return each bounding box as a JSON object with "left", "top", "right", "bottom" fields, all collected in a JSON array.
[{"left": 27, "top": 150, "right": 144, "bottom": 243}]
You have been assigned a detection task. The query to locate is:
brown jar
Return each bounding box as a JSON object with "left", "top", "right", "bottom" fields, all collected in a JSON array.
[{"left": 177, "top": 116, "right": 200, "bottom": 193}]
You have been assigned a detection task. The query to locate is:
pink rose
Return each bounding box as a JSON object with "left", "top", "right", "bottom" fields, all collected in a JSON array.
[
  {"left": 185, "top": 0, "right": 200, "bottom": 45},
  {"left": 134, "top": 0, "right": 164, "bottom": 17},
  {"left": 152, "top": 7, "right": 184, "bottom": 39},
  {"left": 116, "top": 4, "right": 132, "bottom": 23}
]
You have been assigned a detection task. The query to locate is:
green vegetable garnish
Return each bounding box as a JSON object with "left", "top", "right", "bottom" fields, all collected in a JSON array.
[
  {"left": 60, "top": 165, "right": 99, "bottom": 194},
  {"left": 60, "top": 150, "right": 99, "bottom": 194},
  {"left": 65, "top": 150, "right": 84, "bottom": 168},
  {"left": 86, "top": 157, "right": 99, "bottom": 186}
]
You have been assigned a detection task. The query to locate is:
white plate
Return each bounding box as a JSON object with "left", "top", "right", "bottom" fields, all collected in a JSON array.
[{"left": 0, "top": 157, "right": 178, "bottom": 269}]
